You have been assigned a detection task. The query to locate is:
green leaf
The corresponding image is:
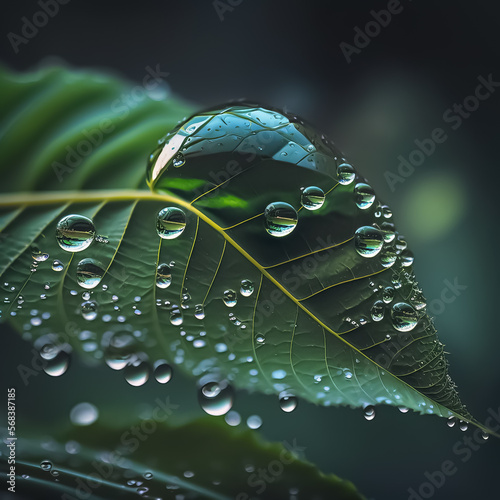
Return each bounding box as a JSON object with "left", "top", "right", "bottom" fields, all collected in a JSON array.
[
  {"left": 0, "top": 419, "right": 364, "bottom": 499},
  {"left": 0, "top": 64, "right": 494, "bottom": 436}
]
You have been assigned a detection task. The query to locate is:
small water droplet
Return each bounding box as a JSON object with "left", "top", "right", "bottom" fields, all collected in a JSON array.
[
  {"left": 391, "top": 302, "right": 418, "bottom": 332},
  {"left": 170, "top": 307, "right": 183, "bottom": 326},
  {"left": 271, "top": 369, "right": 286, "bottom": 380},
  {"left": 247, "top": 415, "right": 263, "bottom": 429},
  {"left": 81, "top": 300, "right": 98, "bottom": 321},
  {"left": 156, "top": 207, "right": 186, "bottom": 239},
  {"left": 380, "top": 247, "right": 397, "bottom": 268},
  {"left": 194, "top": 303, "right": 205, "bottom": 319},
  {"left": 70, "top": 402, "right": 98, "bottom": 426},
  {"left": 301, "top": 186, "right": 325, "bottom": 210},
  {"left": 223, "top": 289, "right": 237, "bottom": 307},
  {"left": 32, "top": 246, "right": 49, "bottom": 262},
  {"left": 398, "top": 406, "right": 409, "bottom": 413},
  {"left": 354, "top": 183, "right": 375, "bottom": 209},
  {"left": 154, "top": 361, "right": 172, "bottom": 384},
  {"left": 143, "top": 472, "right": 154, "bottom": 480},
  {"left": 264, "top": 202, "right": 298, "bottom": 237},
  {"left": 124, "top": 361, "right": 150, "bottom": 387},
  {"left": 172, "top": 152, "right": 185, "bottom": 167},
  {"left": 43, "top": 349, "right": 71, "bottom": 377},
  {"left": 401, "top": 249, "right": 414, "bottom": 267},
  {"left": 40, "top": 460, "right": 52, "bottom": 471},
  {"left": 354, "top": 226, "right": 384, "bottom": 257},
  {"left": 76, "top": 258, "right": 104, "bottom": 289},
  {"left": 279, "top": 395, "right": 298, "bottom": 413},
  {"left": 382, "top": 286, "right": 395, "bottom": 304},
  {"left": 256, "top": 334, "right": 265, "bottom": 344},
  {"left": 56, "top": 214, "right": 96, "bottom": 252},
  {"left": 363, "top": 405, "right": 376, "bottom": 421},
  {"left": 240, "top": 279, "right": 254, "bottom": 297},
  {"left": 198, "top": 381, "right": 234, "bottom": 416},
  {"left": 337, "top": 163, "right": 355, "bottom": 185},
  {"left": 371, "top": 301, "right": 385, "bottom": 323},
  {"left": 225, "top": 410, "right": 241, "bottom": 426}
]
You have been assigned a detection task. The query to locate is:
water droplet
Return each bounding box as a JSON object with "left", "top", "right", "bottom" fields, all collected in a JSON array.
[
  {"left": 337, "top": 163, "right": 355, "bottom": 185},
  {"left": 395, "top": 236, "right": 407, "bottom": 251},
  {"left": 172, "top": 152, "right": 185, "bottom": 167},
  {"left": 354, "top": 183, "right": 375, "bottom": 209},
  {"left": 371, "top": 300, "right": 385, "bottom": 322},
  {"left": 382, "top": 286, "right": 395, "bottom": 304},
  {"left": 70, "top": 402, "right": 98, "bottom": 426},
  {"left": 81, "top": 300, "right": 98, "bottom": 321},
  {"left": 154, "top": 262, "right": 172, "bottom": 289},
  {"left": 170, "top": 307, "right": 183, "bottom": 326},
  {"left": 144, "top": 472, "right": 154, "bottom": 480},
  {"left": 225, "top": 410, "right": 241, "bottom": 426},
  {"left": 32, "top": 246, "right": 49, "bottom": 262},
  {"left": 40, "top": 460, "right": 52, "bottom": 471},
  {"left": 272, "top": 369, "right": 286, "bottom": 380},
  {"left": 354, "top": 226, "right": 384, "bottom": 257},
  {"left": 43, "top": 349, "right": 70, "bottom": 377},
  {"left": 391, "top": 302, "right": 418, "bottom": 332},
  {"left": 240, "top": 279, "right": 254, "bottom": 297},
  {"left": 447, "top": 416, "right": 456, "bottom": 428},
  {"left": 247, "top": 415, "right": 263, "bottom": 429},
  {"left": 380, "top": 247, "right": 397, "bottom": 268},
  {"left": 255, "top": 334, "right": 265, "bottom": 344},
  {"left": 344, "top": 370, "right": 353, "bottom": 379},
  {"left": 198, "top": 381, "right": 234, "bottom": 416},
  {"left": 398, "top": 406, "right": 409, "bottom": 413},
  {"left": 56, "top": 214, "right": 96, "bottom": 252},
  {"left": 459, "top": 421, "right": 468, "bottom": 432},
  {"left": 279, "top": 395, "right": 298, "bottom": 413},
  {"left": 76, "top": 258, "right": 104, "bottom": 289},
  {"left": 194, "top": 304, "right": 205, "bottom": 319},
  {"left": 264, "top": 202, "right": 298, "bottom": 237},
  {"left": 156, "top": 207, "right": 186, "bottom": 239},
  {"left": 363, "top": 405, "right": 376, "bottom": 421},
  {"left": 215, "top": 343, "right": 228, "bottom": 353},
  {"left": 401, "top": 249, "right": 414, "bottom": 267},
  {"left": 382, "top": 205, "right": 392, "bottom": 218},
  {"left": 223, "top": 289, "right": 237, "bottom": 307},
  {"left": 124, "top": 361, "right": 150, "bottom": 387},
  {"left": 301, "top": 186, "right": 325, "bottom": 210},
  {"left": 154, "top": 361, "right": 172, "bottom": 384},
  {"left": 193, "top": 339, "right": 206, "bottom": 348}
]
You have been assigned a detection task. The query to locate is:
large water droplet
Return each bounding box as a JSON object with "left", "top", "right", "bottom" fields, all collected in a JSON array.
[
  {"left": 363, "top": 405, "right": 376, "bottom": 421},
  {"left": 371, "top": 300, "right": 385, "bottom": 322},
  {"left": 56, "top": 214, "right": 96, "bottom": 252},
  {"left": 156, "top": 207, "right": 186, "bottom": 239},
  {"left": 198, "top": 381, "right": 234, "bottom": 416},
  {"left": 337, "top": 163, "right": 355, "bottom": 185},
  {"left": 42, "top": 349, "right": 71, "bottom": 377},
  {"left": 264, "top": 202, "right": 298, "bottom": 237},
  {"left": 76, "top": 258, "right": 104, "bottom": 289},
  {"left": 354, "top": 226, "right": 384, "bottom": 257},
  {"left": 279, "top": 394, "right": 298, "bottom": 413},
  {"left": 301, "top": 186, "right": 325, "bottom": 210},
  {"left": 391, "top": 302, "right": 418, "bottom": 332},
  {"left": 354, "top": 183, "right": 375, "bottom": 209},
  {"left": 81, "top": 300, "right": 98, "bottom": 321},
  {"left": 104, "top": 332, "right": 137, "bottom": 370},
  {"left": 70, "top": 402, "right": 98, "bottom": 426},
  {"left": 156, "top": 263, "right": 172, "bottom": 289},
  {"left": 124, "top": 361, "right": 150, "bottom": 386},
  {"left": 223, "top": 289, "right": 237, "bottom": 307},
  {"left": 154, "top": 361, "right": 172, "bottom": 384},
  {"left": 240, "top": 279, "right": 254, "bottom": 297}
]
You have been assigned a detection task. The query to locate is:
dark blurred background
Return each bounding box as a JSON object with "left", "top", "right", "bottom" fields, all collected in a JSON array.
[{"left": 1, "top": 1, "right": 500, "bottom": 499}]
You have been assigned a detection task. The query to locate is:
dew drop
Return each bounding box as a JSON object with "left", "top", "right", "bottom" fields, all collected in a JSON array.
[
  {"left": 32, "top": 246, "right": 49, "bottom": 262},
  {"left": 222, "top": 289, "right": 237, "bottom": 307},
  {"left": 172, "top": 152, "right": 185, "bottom": 167},
  {"left": 271, "top": 369, "right": 286, "bottom": 380},
  {"left": 156, "top": 263, "right": 172, "bottom": 288},
  {"left": 154, "top": 361, "right": 172, "bottom": 384},
  {"left": 156, "top": 207, "right": 186, "bottom": 239},
  {"left": 170, "top": 307, "right": 183, "bottom": 326},
  {"left": 371, "top": 300, "right": 385, "bottom": 322},
  {"left": 354, "top": 226, "right": 384, "bottom": 258},
  {"left": 337, "top": 163, "right": 355, "bottom": 185},
  {"left": 40, "top": 460, "right": 52, "bottom": 471},
  {"left": 380, "top": 247, "right": 397, "bottom": 268},
  {"left": 143, "top": 472, "right": 154, "bottom": 480},
  {"left": 81, "top": 300, "right": 98, "bottom": 321},
  {"left": 124, "top": 361, "right": 150, "bottom": 387},
  {"left": 398, "top": 406, "right": 409, "bottom": 413},
  {"left": 76, "top": 258, "right": 104, "bottom": 289},
  {"left": 363, "top": 405, "right": 376, "bottom": 421},
  {"left": 279, "top": 395, "right": 298, "bottom": 413},
  {"left": 264, "top": 202, "right": 298, "bottom": 237},
  {"left": 42, "top": 349, "right": 70, "bottom": 377},
  {"left": 382, "top": 286, "right": 395, "bottom": 304},
  {"left": 194, "top": 304, "right": 205, "bottom": 319},
  {"left": 70, "top": 402, "right": 99, "bottom": 426},
  {"left": 198, "top": 381, "right": 234, "bottom": 416},
  {"left": 225, "top": 410, "right": 241, "bottom": 426},
  {"left": 401, "top": 249, "right": 414, "bottom": 267},
  {"left": 56, "top": 214, "right": 96, "bottom": 252},
  {"left": 240, "top": 279, "right": 254, "bottom": 297},
  {"left": 247, "top": 415, "right": 263, "bottom": 429},
  {"left": 391, "top": 302, "right": 418, "bottom": 332},
  {"left": 354, "top": 183, "right": 375, "bottom": 209},
  {"left": 301, "top": 186, "right": 325, "bottom": 210}
]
